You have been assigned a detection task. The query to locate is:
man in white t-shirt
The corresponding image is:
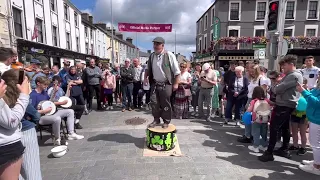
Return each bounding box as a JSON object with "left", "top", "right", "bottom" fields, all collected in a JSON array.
[
  {"left": 301, "top": 56, "right": 319, "bottom": 89},
  {"left": 198, "top": 63, "right": 217, "bottom": 122}
]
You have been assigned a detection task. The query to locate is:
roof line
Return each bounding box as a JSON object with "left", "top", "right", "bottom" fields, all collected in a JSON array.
[{"left": 196, "top": 1, "right": 216, "bottom": 23}]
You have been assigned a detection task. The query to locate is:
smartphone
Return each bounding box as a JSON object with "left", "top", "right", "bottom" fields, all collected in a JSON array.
[
  {"left": 201, "top": 76, "right": 206, "bottom": 79},
  {"left": 18, "top": 69, "right": 24, "bottom": 84}
]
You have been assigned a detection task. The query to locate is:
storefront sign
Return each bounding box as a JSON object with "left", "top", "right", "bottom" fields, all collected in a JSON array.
[
  {"left": 31, "top": 47, "right": 44, "bottom": 54},
  {"left": 254, "top": 49, "right": 266, "bottom": 60},
  {"left": 212, "top": 17, "right": 221, "bottom": 41},
  {"left": 118, "top": 23, "right": 172, "bottom": 32},
  {"left": 252, "top": 44, "right": 266, "bottom": 49},
  {"left": 218, "top": 56, "right": 254, "bottom": 61}
]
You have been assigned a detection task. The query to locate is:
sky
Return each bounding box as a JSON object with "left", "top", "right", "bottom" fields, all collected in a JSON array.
[{"left": 70, "top": 0, "right": 215, "bottom": 58}]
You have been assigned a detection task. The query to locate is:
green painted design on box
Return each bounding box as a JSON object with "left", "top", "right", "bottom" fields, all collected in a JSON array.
[{"left": 151, "top": 135, "right": 164, "bottom": 145}]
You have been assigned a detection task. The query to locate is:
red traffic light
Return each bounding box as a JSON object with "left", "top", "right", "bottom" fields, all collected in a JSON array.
[{"left": 270, "top": 2, "right": 278, "bottom": 11}]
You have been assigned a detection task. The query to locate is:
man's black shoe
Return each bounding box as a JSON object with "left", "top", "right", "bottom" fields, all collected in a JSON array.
[
  {"left": 75, "top": 123, "right": 83, "bottom": 129},
  {"left": 297, "top": 147, "right": 307, "bottom": 156},
  {"left": 148, "top": 120, "right": 160, "bottom": 128},
  {"left": 162, "top": 123, "right": 169, "bottom": 129},
  {"left": 258, "top": 151, "right": 275, "bottom": 162},
  {"left": 237, "top": 135, "right": 252, "bottom": 143},
  {"left": 274, "top": 148, "right": 292, "bottom": 159}
]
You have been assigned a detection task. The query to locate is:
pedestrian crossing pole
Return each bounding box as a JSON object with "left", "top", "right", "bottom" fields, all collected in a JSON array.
[{"left": 266, "top": 0, "right": 287, "bottom": 71}]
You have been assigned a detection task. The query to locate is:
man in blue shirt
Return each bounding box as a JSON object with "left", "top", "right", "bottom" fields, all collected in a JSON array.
[{"left": 59, "top": 61, "right": 70, "bottom": 92}]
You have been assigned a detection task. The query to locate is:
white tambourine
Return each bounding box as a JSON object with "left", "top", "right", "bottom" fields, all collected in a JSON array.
[
  {"left": 38, "top": 101, "right": 57, "bottom": 115},
  {"left": 58, "top": 96, "right": 72, "bottom": 108}
]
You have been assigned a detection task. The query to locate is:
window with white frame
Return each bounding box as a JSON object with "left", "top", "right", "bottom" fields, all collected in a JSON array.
[
  {"left": 254, "top": 26, "right": 265, "bottom": 37},
  {"left": 74, "top": 12, "right": 78, "bottom": 27},
  {"left": 50, "top": 0, "right": 56, "bottom": 12},
  {"left": 199, "top": 37, "right": 202, "bottom": 52},
  {"left": 210, "top": 29, "right": 213, "bottom": 41},
  {"left": 304, "top": 25, "right": 318, "bottom": 36},
  {"left": 52, "top": 26, "right": 58, "bottom": 46},
  {"left": 307, "top": 0, "right": 319, "bottom": 19},
  {"left": 12, "top": 7, "right": 23, "bottom": 38},
  {"left": 285, "top": 1, "right": 295, "bottom": 19},
  {"left": 64, "top": 4, "right": 69, "bottom": 21},
  {"left": 76, "top": 37, "right": 79, "bottom": 52},
  {"left": 256, "top": 1, "right": 266, "bottom": 20},
  {"left": 229, "top": 2, "right": 240, "bottom": 20},
  {"left": 66, "top": 32, "right": 70, "bottom": 50},
  {"left": 228, "top": 26, "right": 240, "bottom": 37},
  {"left": 85, "top": 43, "right": 89, "bottom": 54},
  {"left": 197, "top": 22, "right": 200, "bottom": 34},
  {"left": 204, "top": 15, "right": 208, "bottom": 30},
  {"left": 200, "top": 20, "right": 203, "bottom": 33},
  {"left": 84, "top": 26, "right": 88, "bottom": 37},
  {"left": 204, "top": 34, "right": 207, "bottom": 50},
  {"left": 283, "top": 26, "right": 295, "bottom": 36},
  {"left": 36, "top": 18, "right": 43, "bottom": 43},
  {"left": 211, "top": 8, "right": 215, "bottom": 24}
]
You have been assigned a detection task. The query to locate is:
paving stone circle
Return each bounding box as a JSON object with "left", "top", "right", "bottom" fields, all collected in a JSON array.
[{"left": 124, "top": 117, "right": 147, "bottom": 125}]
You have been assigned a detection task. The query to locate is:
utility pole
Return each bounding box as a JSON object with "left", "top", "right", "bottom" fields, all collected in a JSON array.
[
  {"left": 266, "top": 0, "right": 287, "bottom": 71},
  {"left": 275, "top": 0, "right": 287, "bottom": 71},
  {"left": 111, "top": 0, "right": 114, "bottom": 65},
  {"left": 174, "top": 29, "right": 177, "bottom": 55}
]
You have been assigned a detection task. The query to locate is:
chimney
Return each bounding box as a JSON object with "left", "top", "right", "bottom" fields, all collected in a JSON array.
[
  {"left": 147, "top": 50, "right": 151, "bottom": 54},
  {"left": 116, "top": 34, "right": 123, "bottom": 39},
  {"left": 95, "top": 23, "right": 107, "bottom": 30},
  {"left": 126, "top": 37, "right": 133, "bottom": 44},
  {"left": 89, "top": 16, "right": 93, "bottom": 23},
  {"left": 81, "top": 13, "right": 90, "bottom": 21},
  {"left": 106, "top": 26, "right": 116, "bottom": 35}
]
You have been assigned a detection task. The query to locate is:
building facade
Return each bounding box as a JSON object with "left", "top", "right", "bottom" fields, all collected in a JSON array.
[
  {"left": 0, "top": 0, "right": 10, "bottom": 47},
  {"left": 9, "top": 0, "right": 97, "bottom": 67},
  {"left": 95, "top": 26, "right": 107, "bottom": 60},
  {"left": 196, "top": 0, "right": 320, "bottom": 66}
]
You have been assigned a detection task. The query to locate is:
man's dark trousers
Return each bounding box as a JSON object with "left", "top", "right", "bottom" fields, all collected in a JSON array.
[
  {"left": 150, "top": 83, "right": 172, "bottom": 124},
  {"left": 267, "top": 105, "right": 295, "bottom": 153},
  {"left": 133, "top": 81, "right": 142, "bottom": 108}
]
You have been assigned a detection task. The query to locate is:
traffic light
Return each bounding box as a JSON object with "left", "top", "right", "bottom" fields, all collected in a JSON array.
[{"left": 267, "top": 1, "right": 279, "bottom": 32}]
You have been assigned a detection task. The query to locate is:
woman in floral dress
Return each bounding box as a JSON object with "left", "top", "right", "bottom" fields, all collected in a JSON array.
[{"left": 174, "top": 62, "right": 192, "bottom": 119}]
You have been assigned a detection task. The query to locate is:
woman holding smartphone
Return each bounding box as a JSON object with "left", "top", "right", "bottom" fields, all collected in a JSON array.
[{"left": 0, "top": 70, "right": 30, "bottom": 180}]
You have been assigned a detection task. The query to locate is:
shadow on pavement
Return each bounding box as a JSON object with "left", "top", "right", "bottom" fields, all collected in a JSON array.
[
  {"left": 192, "top": 120, "right": 319, "bottom": 180},
  {"left": 87, "top": 133, "right": 145, "bottom": 149}
]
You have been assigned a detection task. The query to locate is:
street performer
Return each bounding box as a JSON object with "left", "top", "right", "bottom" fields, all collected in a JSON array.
[{"left": 144, "top": 37, "right": 181, "bottom": 128}]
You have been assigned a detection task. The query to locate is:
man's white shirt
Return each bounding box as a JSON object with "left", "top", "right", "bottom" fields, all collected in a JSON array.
[{"left": 301, "top": 66, "right": 319, "bottom": 89}]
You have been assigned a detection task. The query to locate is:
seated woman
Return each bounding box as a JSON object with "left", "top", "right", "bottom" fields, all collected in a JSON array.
[
  {"left": 0, "top": 70, "right": 30, "bottom": 180},
  {"left": 30, "top": 76, "right": 84, "bottom": 146},
  {"left": 65, "top": 66, "right": 85, "bottom": 129}
]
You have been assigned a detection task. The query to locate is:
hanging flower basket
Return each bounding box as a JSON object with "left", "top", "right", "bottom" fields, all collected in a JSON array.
[{"left": 211, "top": 36, "right": 320, "bottom": 46}]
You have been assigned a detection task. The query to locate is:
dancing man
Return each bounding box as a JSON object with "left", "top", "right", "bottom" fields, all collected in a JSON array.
[{"left": 144, "top": 37, "right": 180, "bottom": 128}]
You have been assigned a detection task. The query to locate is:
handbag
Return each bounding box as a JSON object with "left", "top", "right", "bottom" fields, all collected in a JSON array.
[{"left": 183, "top": 87, "right": 192, "bottom": 97}]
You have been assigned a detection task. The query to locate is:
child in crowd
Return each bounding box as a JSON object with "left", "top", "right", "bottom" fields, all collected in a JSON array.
[
  {"left": 101, "top": 69, "right": 116, "bottom": 110},
  {"left": 247, "top": 86, "right": 272, "bottom": 153},
  {"left": 289, "top": 78, "right": 308, "bottom": 155}
]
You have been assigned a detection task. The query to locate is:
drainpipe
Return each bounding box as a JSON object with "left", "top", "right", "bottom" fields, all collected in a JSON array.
[{"left": 6, "top": 0, "right": 14, "bottom": 47}]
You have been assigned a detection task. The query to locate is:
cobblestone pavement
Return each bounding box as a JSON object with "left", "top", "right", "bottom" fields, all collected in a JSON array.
[{"left": 39, "top": 107, "right": 319, "bottom": 180}]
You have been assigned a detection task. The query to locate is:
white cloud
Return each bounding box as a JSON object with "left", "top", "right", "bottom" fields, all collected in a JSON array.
[
  {"left": 81, "top": 8, "right": 93, "bottom": 15},
  {"left": 88, "top": 0, "right": 213, "bottom": 56}
]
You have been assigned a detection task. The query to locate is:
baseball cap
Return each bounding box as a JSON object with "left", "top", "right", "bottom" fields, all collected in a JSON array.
[
  {"left": 152, "top": 37, "right": 165, "bottom": 44},
  {"left": 30, "top": 59, "right": 41, "bottom": 65},
  {"left": 202, "top": 63, "right": 211, "bottom": 71}
]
